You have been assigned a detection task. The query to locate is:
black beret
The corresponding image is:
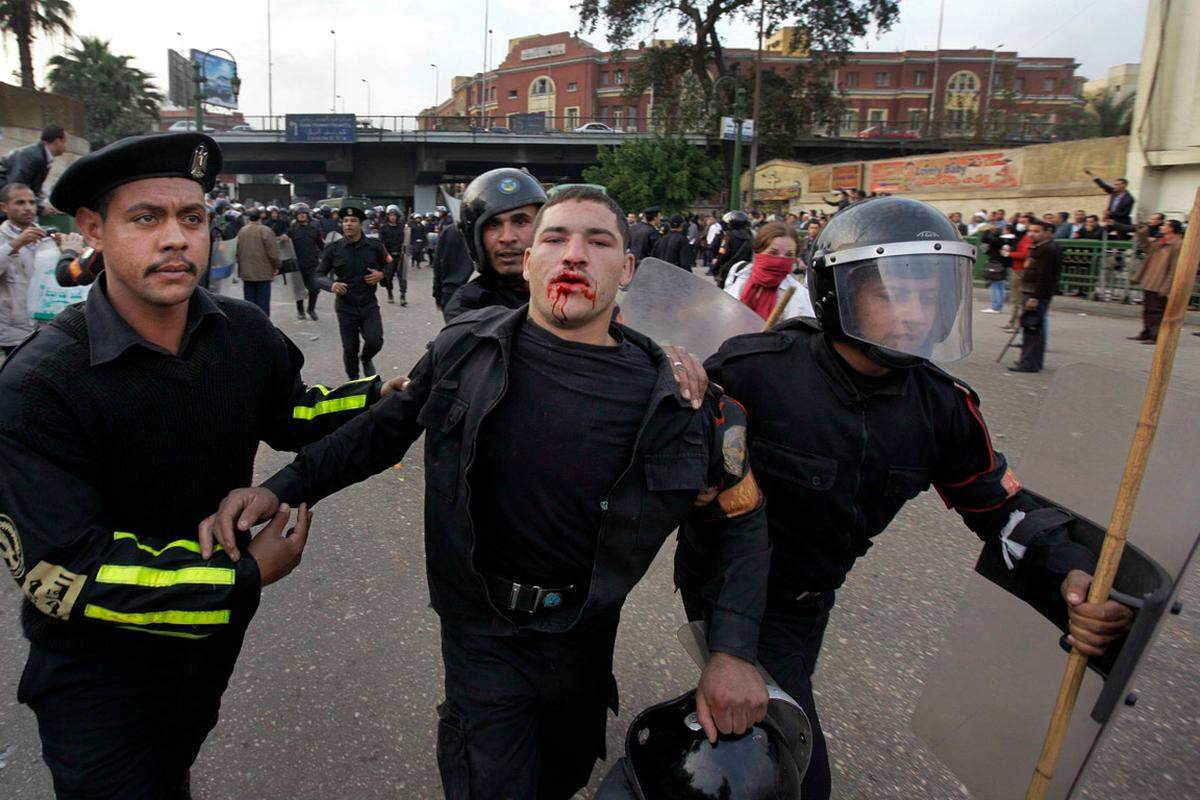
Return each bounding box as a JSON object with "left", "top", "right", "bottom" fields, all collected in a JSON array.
[
  {"left": 50, "top": 132, "right": 223, "bottom": 215},
  {"left": 338, "top": 199, "right": 367, "bottom": 220}
]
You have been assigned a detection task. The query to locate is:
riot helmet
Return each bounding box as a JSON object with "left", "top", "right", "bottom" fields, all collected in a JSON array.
[
  {"left": 293, "top": 202, "right": 311, "bottom": 217},
  {"left": 385, "top": 203, "right": 401, "bottom": 216},
  {"left": 459, "top": 167, "right": 548, "bottom": 268},
  {"left": 597, "top": 689, "right": 811, "bottom": 800},
  {"left": 807, "top": 196, "right": 976, "bottom": 369},
  {"left": 722, "top": 210, "right": 750, "bottom": 229}
]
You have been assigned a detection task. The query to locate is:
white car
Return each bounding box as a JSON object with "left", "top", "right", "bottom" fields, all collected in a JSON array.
[
  {"left": 574, "top": 122, "right": 621, "bottom": 134},
  {"left": 168, "top": 120, "right": 216, "bottom": 132}
]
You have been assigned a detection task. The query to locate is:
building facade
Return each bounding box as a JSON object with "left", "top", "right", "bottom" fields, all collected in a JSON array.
[{"left": 421, "top": 31, "right": 1084, "bottom": 140}]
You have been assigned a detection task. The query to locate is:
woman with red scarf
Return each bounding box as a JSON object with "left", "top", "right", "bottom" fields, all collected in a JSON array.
[{"left": 722, "top": 222, "right": 814, "bottom": 322}]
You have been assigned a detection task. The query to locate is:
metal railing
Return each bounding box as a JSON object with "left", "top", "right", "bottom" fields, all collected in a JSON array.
[{"left": 193, "top": 113, "right": 1061, "bottom": 143}]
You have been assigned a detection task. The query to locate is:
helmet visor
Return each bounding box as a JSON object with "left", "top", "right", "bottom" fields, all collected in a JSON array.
[{"left": 833, "top": 253, "right": 974, "bottom": 363}]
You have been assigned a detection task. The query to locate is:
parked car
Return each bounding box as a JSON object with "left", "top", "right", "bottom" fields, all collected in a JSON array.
[
  {"left": 857, "top": 125, "right": 920, "bottom": 140},
  {"left": 230, "top": 124, "right": 254, "bottom": 132},
  {"left": 574, "top": 122, "right": 621, "bottom": 134},
  {"left": 486, "top": 126, "right": 513, "bottom": 135},
  {"left": 168, "top": 120, "right": 216, "bottom": 132}
]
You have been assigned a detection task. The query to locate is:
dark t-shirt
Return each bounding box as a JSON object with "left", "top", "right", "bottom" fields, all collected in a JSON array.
[{"left": 473, "top": 319, "right": 660, "bottom": 585}]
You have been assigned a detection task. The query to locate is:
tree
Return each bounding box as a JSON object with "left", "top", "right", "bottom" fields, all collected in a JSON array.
[
  {"left": 583, "top": 135, "right": 723, "bottom": 214},
  {"left": 579, "top": 0, "right": 899, "bottom": 118},
  {"left": 1052, "top": 89, "right": 1135, "bottom": 141},
  {"left": 47, "top": 37, "right": 163, "bottom": 150},
  {"left": 0, "top": 0, "right": 74, "bottom": 89}
]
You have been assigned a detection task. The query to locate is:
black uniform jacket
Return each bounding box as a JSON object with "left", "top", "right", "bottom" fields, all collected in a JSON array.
[
  {"left": 0, "top": 279, "right": 380, "bottom": 650},
  {"left": 285, "top": 220, "right": 324, "bottom": 272},
  {"left": 442, "top": 272, "right": 529, "bottom": 323},
  {"left": 677, "top": 318, "right": 1094, "bottom": 609},
  {"left": 628, "top": 221, "right": 661, "bottom": 262},
  {"left": 317, "top": 234, "right": 390, "bottom": 305},
  {"left": 651, "top": 230, "right": 694, "bottom": 270},
  {"left": 263, "top": 305, "right": 771, "bottom": 661},
  {"left": 432, "top": 223, "right": 475, "bottom": 309},
  {"left": 1, "top": 140, "right": 51, "bottom": 196}
]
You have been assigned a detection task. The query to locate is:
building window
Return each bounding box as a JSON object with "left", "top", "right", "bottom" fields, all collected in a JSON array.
[
  {"left": 600, "top": 72, "right": 610, "bottom": 86},
  {"left": 867, "top": 108, "right": 887, "bottom": 124},
  {"left": 507, "top": 89, "right": 517, "bottom": 100},
  {"left": 1014, "top": 77, "right": 1025, "bottom": 93},
  {"left": 947, "top": 71, "right": 979, "bottom": 93},
  {"left": 615, "top": 70, "right": 624, "bottom": 85},
  {"left": 907, "top": 109, "right": 928, "bottom": 134},
  {"left": 1043, "top": 77, "right": 1056, "bottom": 93},
  {"left": 845, "top": 72, "right": 859, "bottom": 88},
  {"left": 489, "top": 87, "right": 496, "bottom": 101},
  {"left": 613, "top": 107, "right": 625, "bottom": 127},
  {"left": 875, "top": 72, "right": 890, "bottom": 88},
  {"left": 567, "top": 81, "right": 578, "bottom": 92},
  {"left": 566, "top": 107, "right": 580, "bottom": 128},
  {"left": 627, "top": 105, "right": 637, "bottom": 131},
  {"left": 532, "top": 78, "right": 550, "bottom": 95},
  {"left": 839, "top": 108, "right": 859, "bottom": 135},
  {"left": 914, "top": 70, "right": 927, "bottom": 87},
  {"left": 992, "top": 72, "right": 1004, "bottom": 88},
  {"left": 944, "top": 71, "right": 981, "bottom": 135}
]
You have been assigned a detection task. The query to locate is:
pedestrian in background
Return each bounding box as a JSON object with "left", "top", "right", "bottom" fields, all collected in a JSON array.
[
  {"left": 1129, "top": 219, "right": 1183, "bottom": 343},
  {"left": 650, "top": 214, "right": 694, "bottom": 270},
  {"left": 979, "top": 218, "right": 1010, "bottom": 313},
  {"left": 0, "top": 124, "right": 68, "bottom": 216},
  {"left": 722, "top": 221, "right": 813, "bottom": 322},
  {"left": 0, "top": 183, "right": 51, "bottom": 354},
  {"left": 235, "top": 209, "right": 281, "bottom": 317},
  {"left": 1010, "top": 218, "right": 1061, "bottom": 373}
]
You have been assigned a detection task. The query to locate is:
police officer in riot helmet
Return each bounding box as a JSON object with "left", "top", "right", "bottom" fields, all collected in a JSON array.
[
  {"left": 379, "top": 206, "right": 407, "bottom": 306},
  {"left": 285, "top": 202, "right": 325, "bottom": 321},
  {"left": 715, "top": 210, "right": 752, "bottom": 288},
  {"left": 442, "top": 167, "right": 548, "bottom": 322},
  {"left": 675, "top": 195, "right": 1133, "bottom": 800}
]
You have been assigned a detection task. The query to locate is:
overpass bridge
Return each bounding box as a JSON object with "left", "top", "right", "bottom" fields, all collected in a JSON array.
[{"left": 210, "top": 119, "right": 1038, "bottom": 207}]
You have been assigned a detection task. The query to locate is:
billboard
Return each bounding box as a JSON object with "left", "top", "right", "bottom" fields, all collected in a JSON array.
[
  {"left": 285, "top": 114, "right": 356, "bottom": 143},
  {"left": 509, "top": 112, "right": 547, "bottom": 134},
  {"left": 869, "top": 151, "right": 1021, "bottom": 194},
  {"left": 190, "top": 49, "right": 237, "bottom": 109},
  {"left": 720, "top": 116, "right": 755, "bottom": 141},
  {"left": 830, "top": 163, "right": 862, "bottom": 191},
  {"left": 167, "top": 49, "right": 194, "bottom": 108}
]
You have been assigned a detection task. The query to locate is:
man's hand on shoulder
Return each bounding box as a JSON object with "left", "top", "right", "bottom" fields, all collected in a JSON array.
[
  {"left": 695, "top": 651, "right": 769, "bottom": 744},
  {"left": 662, "top": 344, "right": 707, "bottom": 410},
  {"left": 198, "top": 487, "right": 281, "bottom": 560}
]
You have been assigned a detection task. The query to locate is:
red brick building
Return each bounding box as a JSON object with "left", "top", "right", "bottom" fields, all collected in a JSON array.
[{"left": 421, "top": 32, "right": 1084, "bottom": 139}]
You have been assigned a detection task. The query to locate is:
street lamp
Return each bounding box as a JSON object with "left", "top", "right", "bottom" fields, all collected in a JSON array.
[
  {"left": 431, "top": 63, "right": 439, "bottom": 111},
  {"left": 331, "top": 30, "right": 337, "bottom": 112},
  {"left": 192, "top": 48, "right": 241, "bottom": 132},
  {"left": 336, "top": 94, "right": 345, "bottom": 113},
  {"left": 361, "top": 78, "right": 371, "bottom": 118},
  {"left": 981, "top": 43, "right": 1004, "bottom": 139},
  {"left": 713, "top": 75, "right": 748, "bottom": 211}
]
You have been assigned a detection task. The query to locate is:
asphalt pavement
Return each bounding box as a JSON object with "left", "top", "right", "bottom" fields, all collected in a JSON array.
[{"left": 1, "top": 264, "right": 1197, "bottom": 799}]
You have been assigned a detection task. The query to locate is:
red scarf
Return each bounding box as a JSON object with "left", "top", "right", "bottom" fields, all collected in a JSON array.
[{"left": 740, "top": 253, "right": 794, "bottom": 320}]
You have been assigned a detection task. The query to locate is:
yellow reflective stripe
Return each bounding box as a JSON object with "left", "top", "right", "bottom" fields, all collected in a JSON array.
[
  {"left": 308, "top": 377, "right": 374, "bottom": 398},
  {"left": 97, "top": 565, "right": 235, "bottom": 588},
  {"left": 292, "top": 394, "right": 368, "bottom": 420},
  {"left": 112, "top": 531, "right": 221, "bottom": 557},
  {"left": 83, "top": 605, "right": 230, "bottom": 626},
  {"left": 117, "top": 625, "right": 210, "bottom": 640}
]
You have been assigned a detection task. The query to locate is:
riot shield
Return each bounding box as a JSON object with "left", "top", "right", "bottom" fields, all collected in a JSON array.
[
  {"left": 210, "top": 239, "right": 238, "bottom": 282},
  {"left": 617, "top": 257, "right": 765, "bottom": 361},
  {"left": 912, "top": 363, "right": 1199, "bottom": 799}
]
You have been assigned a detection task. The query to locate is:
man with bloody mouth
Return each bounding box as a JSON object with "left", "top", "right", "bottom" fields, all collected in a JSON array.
[{"left": 203, "top": 186, "right": 772, "bottom": 800}]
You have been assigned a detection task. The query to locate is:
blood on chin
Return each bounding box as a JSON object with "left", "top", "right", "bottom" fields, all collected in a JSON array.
[{"left": 546, "top": 279, "right": 598, "bottom": 324}]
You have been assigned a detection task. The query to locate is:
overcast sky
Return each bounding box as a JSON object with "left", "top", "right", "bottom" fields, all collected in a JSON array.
[{"left": 5, "top": 0, "right": 1148, "bottom": 120}]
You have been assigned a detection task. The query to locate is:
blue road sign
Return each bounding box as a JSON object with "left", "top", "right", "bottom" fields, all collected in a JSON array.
[{"left": 285, "top": 114, "right": 357, "bottom": 143}]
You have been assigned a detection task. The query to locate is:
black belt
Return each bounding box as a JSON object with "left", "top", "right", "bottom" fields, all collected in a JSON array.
[{"left": 484, "top": 574, "right": 580, "bottom": 614}]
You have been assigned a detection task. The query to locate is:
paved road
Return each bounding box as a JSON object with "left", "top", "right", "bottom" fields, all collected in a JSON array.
[{"left": 1, "top": 264, "right": 1197, "bottom": 799}]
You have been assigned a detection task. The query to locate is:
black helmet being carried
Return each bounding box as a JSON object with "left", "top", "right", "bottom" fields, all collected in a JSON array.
[
  {"left": 459, "top": 167, "right": 547, "bottom": 268},
  {"left": 596, "top": 689, "right": 811, "bottom": 800},
  {"left": 807, "top": 195, "right": 977, "bottom": 370}
]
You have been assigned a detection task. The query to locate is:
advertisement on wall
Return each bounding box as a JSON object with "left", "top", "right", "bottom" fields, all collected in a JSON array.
[
  {"left": 870, "top": 151, "right": 1021, "bottom": 194},
  {"left": 831, "top": 163, "right": 863, "bottom": 190},
  {"left": 190, "top": 49, "right": 237, "bottom": 109}
]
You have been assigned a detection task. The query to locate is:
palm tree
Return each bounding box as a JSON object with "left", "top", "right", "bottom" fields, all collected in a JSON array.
[
  {"left": 1090, "top": 89, "right": 1136, "bottom": 136},
  {"left": 47, "top": 37, "right": 163, "bottom": 149},
  {"left": 0, "top": 0, "right": 75, "bottom": 89}
]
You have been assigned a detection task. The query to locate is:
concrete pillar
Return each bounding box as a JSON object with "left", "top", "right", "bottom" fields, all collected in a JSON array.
[{"left": 413, "top": 184, "right": 438, "bottom": 213}]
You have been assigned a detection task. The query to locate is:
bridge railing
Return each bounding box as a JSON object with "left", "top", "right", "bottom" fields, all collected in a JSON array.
[{"left": 207, "top": 114, "right": 1059, "bottom": 143}]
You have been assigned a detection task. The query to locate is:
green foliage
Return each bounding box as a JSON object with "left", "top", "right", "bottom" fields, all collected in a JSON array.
[
  {"left": 583, "top": 135, "right": 722, "bottom": 213},
  {"left": 48, "top": 36, "right": 163, "bottom": 150},
  {"left": 0, "top": 0, "right": 75, "bottom": 88},
  {"left": 1052, "top": 89, "right": 1135, "bottom": 141}
]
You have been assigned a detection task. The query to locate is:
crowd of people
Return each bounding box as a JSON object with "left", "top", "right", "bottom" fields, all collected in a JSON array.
[{"left": 0, "top": 128, "right": 1182, "bottom": 800}]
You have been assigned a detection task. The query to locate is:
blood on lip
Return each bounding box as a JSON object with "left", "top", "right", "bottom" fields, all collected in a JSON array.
[{"left": 547, "top": 271, "right": 597, "bottom": 322}]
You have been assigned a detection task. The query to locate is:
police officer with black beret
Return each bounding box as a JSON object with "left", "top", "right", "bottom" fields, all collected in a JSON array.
[
  {"left": 0, "top": 132, "right": 402, "bottom": 798},
  {"left": 316, "top": 198, "right": 391, "bottom": 379}
]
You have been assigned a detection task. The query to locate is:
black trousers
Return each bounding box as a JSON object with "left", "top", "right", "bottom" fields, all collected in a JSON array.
[
  {"left": 1017, "top": 296, "right": 1051, "bottom": 371},
  {"left": 1142, "top": 290, "right": 1166, "bottom": 340},
  {"left": 19, "top": 637, "right": 245, "bottom": 799},
  {"left": 682, "top": 588, "right": 835, "bottom": 800},
  {"left": 383, "top": 250, "right": 407, "bottom": 298},
  {"left": 335, "top": 299, "right": 383, "bottom": 379},
  {"left": 436, "top": 621, "right": 618, "bottom": 800}
]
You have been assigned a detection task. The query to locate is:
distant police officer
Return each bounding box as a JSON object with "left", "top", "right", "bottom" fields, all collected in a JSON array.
[
  {"left": 205, "top": 187, "right": 771, "bottom": 800},
  {"left": 317, "top": 199, "right": 390, "bottom": 379},
  {"left": 431, "top": 214, "right": 474, "bottom": 314},
  {"left": 378, "top": 205, "right": 406, "bottom": 306},
  {"left": 443, "top": 167, "right": 547, "bottom": 322},
  {"left": 675, "top": 196, "right": 1134, "bottom": 800},
  {"left": 284, "top": 203, "right": 324, "bottom": 321},
  {"left": 714, "top": 210, "right": 752, "bottom": 287},
  {"left": 0, "top": 133, "right": 396, "bottom": 799}
]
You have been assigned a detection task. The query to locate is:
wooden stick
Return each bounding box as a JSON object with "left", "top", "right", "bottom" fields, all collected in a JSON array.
[
  {"left": 763, "top": 285, "right": 797, "bottom": 330},
  {"left": 1026, "top": 186, "right": 1200, "bottom": 799}
]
